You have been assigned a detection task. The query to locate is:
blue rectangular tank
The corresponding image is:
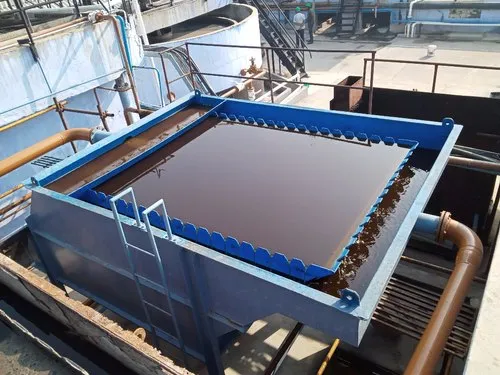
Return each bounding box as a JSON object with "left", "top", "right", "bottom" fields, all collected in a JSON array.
[{"left": 25, "top": 91, "right": 460, "bottom": 369}]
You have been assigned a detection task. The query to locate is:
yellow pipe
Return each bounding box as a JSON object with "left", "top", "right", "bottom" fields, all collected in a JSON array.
[
  {"left": 0, "top": 128, "right": 93, "bottom": 178},
  {"left": 0, "top": 101, "right": 67, "bottom": 134},
  {"left": 317, "top": 339, "right": 340, "bottom": 375}
]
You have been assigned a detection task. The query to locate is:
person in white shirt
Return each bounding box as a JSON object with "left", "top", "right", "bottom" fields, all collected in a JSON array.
[{"left": 293, "top": 6, "right": 306, "bottom": 48}]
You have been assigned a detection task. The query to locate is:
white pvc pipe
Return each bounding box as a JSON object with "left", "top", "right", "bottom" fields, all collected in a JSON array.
[
  {"left": 407, "top": 20, "right": 500, "bottom": 38},
  {"left": 408, "top": 0, "right": 423, "bottom": 20}
]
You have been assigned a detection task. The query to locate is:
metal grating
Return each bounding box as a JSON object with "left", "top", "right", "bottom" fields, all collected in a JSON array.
[
  {"left": 374, "top": 275, "right": 476, "bottom": 358},
  {"left": 31, "top": 155, "right": 62, "bottom": 169}
]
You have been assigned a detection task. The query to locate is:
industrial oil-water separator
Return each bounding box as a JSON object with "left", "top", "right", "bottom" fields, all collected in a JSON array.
[{"left": 25, "top": 92, "right": 460, "bottom": 369}]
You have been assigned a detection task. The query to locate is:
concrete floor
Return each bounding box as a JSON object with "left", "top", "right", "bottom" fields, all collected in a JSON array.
[
  {"left": 222, "top": 36, "right": 500, "bottom": 375},
  {"left": 294, "top": 36, "right": 500, "bottom": 110}
]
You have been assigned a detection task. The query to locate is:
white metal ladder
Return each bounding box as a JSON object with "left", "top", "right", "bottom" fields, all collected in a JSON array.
[{"left": 109, "top": 187, "right": 186, "bottom": 356}]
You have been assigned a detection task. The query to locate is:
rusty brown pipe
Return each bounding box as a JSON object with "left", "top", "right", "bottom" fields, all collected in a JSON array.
[
  {"left": 448, "top": 156, "right": 500, "bottom": 175},
  {"left": 94, "top": 13, "right": 141, "bottom": 112},
  {"left": 0, "top": 193, "right": 32, "bottom": 216},
  {"left": 404, "top": 212, "right": 483, "bottom": 375},
  {"left": 123, "top": 107, "right": 153, "bottom": 125},
  {"left": 0, "top": 128, "right": 92, "bottom": 178}
]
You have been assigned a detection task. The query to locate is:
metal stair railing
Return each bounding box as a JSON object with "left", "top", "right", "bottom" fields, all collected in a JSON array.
[
  {"left": 246, "top": 0, "right": 307, "bottom": 74},
  {"left": 110, "top": 187, "right": 186, "bottom": 359},
  {"left": 172, "top": 47, "right": 216, "bottom": 95},
  {"left": 257, "top": 0, "right": 309, "bottom": 60}
]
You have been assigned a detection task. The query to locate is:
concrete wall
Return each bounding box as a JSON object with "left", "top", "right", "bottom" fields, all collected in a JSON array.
[
  {"left": 142, "top": 0, "right": 233, "bottom": 34},
  {"left": 135, "top": 4, "right": 261, "bottom": 103},
  {"left": 0, "top": 20, "right": 130, "bottom": 127},
  {"left": 0, "top": 18, "right": 140, "bottom": 242},
  {"left": 0, "top": 85, "right": 128, "bottom": 243}
]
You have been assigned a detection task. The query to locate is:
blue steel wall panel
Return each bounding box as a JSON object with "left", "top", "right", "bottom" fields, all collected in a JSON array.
[{"left": 27, "top": 188, "right": 367, "bottom": 346}]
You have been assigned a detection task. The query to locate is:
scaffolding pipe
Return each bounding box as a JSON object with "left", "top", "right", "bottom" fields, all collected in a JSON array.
[
  {"left": 0, "top": 128, "right": 93, "bottom": 178},
  {"left": 0, "top": 193, "right": 32, "bottom": 216},
  {"left": 405, "top": 212, "right": 483, "bottom": 375},
  {"left": 0, "top": 184, "right": 24, "bottom": 200},
  {"left": 317, "top": 339, "right": 340, "bottom": 375},
  {"left": 448, "top": 156, "right": 500, "bottom": 175},
  {"left": 0, "top": 101, "right": 67, "bottom": 134},
  {"left": 123, "top": 107, "right": 153, "bottom": 125}
]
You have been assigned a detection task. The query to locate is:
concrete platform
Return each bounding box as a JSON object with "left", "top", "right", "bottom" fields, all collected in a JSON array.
[{"left": 295, "top": 36, "right": 500, "bottom": 110}]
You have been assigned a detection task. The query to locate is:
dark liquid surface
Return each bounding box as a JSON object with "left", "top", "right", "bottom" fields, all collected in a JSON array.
[
  {"left": 98, "top": 119, "right": 410, "bottom": 268},
  {"left": 309, "top": 150, "right": 438, "bottom": 297}
]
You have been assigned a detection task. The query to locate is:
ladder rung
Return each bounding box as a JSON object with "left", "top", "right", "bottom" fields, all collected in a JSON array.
[
  {"left": 126, "top": 243, "right": 155, "bottom": 257},
  {"left": 143, "top": 300, "right": 173, "bottom": 317},
  {"left": 152, "top": 325, "right": 181, "bottom": 346},
  {"left": 136, "top": 274, "right": 167, "bottom": 294}
]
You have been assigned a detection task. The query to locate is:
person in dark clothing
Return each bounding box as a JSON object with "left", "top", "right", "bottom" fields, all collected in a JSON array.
[{"left": 306, "top": 2, "right": 314, "bottom": 44}]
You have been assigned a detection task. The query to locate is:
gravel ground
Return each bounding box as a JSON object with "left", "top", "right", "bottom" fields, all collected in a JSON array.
[{"left": 0, "top": 321, "right": 74, "bottom": 375}]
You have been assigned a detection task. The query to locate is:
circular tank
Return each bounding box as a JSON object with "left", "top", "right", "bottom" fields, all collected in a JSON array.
[{"left": 136, "top": 4, "right": 262, "bottom": 105}]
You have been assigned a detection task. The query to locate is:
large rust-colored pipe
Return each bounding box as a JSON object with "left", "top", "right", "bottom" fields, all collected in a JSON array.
[
  {"left": 0, "top": 128, "right": 92, "bottom": 178},
  {"left": 448, "top": 155, "right": 500, "bottom": 175},
  {"left": 405, "top": 212, "right": 483, "bottom": 375},
  {"left": 123, "top": 107, "right": 153, "bottom": 125}
]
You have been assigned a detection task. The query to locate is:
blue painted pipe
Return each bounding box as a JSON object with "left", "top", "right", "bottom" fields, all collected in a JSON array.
[
  {"left": 414, "top": 213, "right": 440, "bottom": 235},
  {"left": 133, "top": 65, "right": 165, "bottom": 107},
  {"left": 116, "top": 15, "right": 133, "bottom": 71},
  {"left": 90, "top": 130, "right": 111, "bottom": 144}
]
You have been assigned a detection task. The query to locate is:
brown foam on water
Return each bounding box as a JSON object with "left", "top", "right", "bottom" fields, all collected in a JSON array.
[
  {"left": 97, "top": 120, "right": 411, "bottom": 268},
  {"left": 309, "top": 150, "right": 437, "bottom": 297},
  {"left": 48, "top": 106, "right": 209, "bottom": 193}
]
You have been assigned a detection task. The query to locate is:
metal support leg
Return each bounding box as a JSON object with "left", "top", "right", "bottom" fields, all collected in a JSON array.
[
  {"left": 53, "top": 97, "right": 77, "bottom": 153},
  {"left": 181, "top": 251, "right": 224, "bottom": 374},
  {"left": 265, "top": 49, "right": 274, "bottom": 104},
  {"left": 432, "top": 65, "right": 439, "bottom": 93},
  {"left": 368, "top": 52, "right": 375, "bottom": 114}
]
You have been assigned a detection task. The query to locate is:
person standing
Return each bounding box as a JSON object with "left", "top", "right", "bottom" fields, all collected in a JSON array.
[
  {"left": 293, "top": 6, "right": 306, "bottom": 48},
  {"left": 306, "top": 2, "right": 315, "bottom": 44}
]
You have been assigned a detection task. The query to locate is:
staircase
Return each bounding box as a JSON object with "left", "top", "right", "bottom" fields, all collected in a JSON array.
[
  {"left": 336, "top": 0, "right": 362, "bottom": 35},
  {"left": 241, "top": 0, "right": 308, "bottom": 76}
]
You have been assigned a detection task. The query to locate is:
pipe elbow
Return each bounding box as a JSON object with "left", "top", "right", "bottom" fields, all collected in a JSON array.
[
  {"left": 58, "top": 128, "right": 93, "bottom": 144},
  {"left": 0, "top": 128, "right": 93, "bottom": 178},
  {"left": 440, "top": 213, "right": 483, "bottom": 266}
]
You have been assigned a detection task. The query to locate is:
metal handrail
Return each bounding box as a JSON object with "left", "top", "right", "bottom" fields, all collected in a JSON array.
[
  {"left": 3, "top": 0, "right": 83, "bottom": 61},
  {"left": 185, "top": 41, "right": 376, "bottom": 112},
  {"left": 362, "top": 57, "right": 500, "bottom": 93}
]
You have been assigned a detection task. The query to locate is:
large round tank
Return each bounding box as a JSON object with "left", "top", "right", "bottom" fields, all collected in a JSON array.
[{"left": 135, "top": 4, "right": 261, "bottom": 105}]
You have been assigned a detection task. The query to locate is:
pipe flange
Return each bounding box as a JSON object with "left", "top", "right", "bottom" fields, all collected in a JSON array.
[{"left": 437, "top": 211, "right": 452, "bottom": 243}]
